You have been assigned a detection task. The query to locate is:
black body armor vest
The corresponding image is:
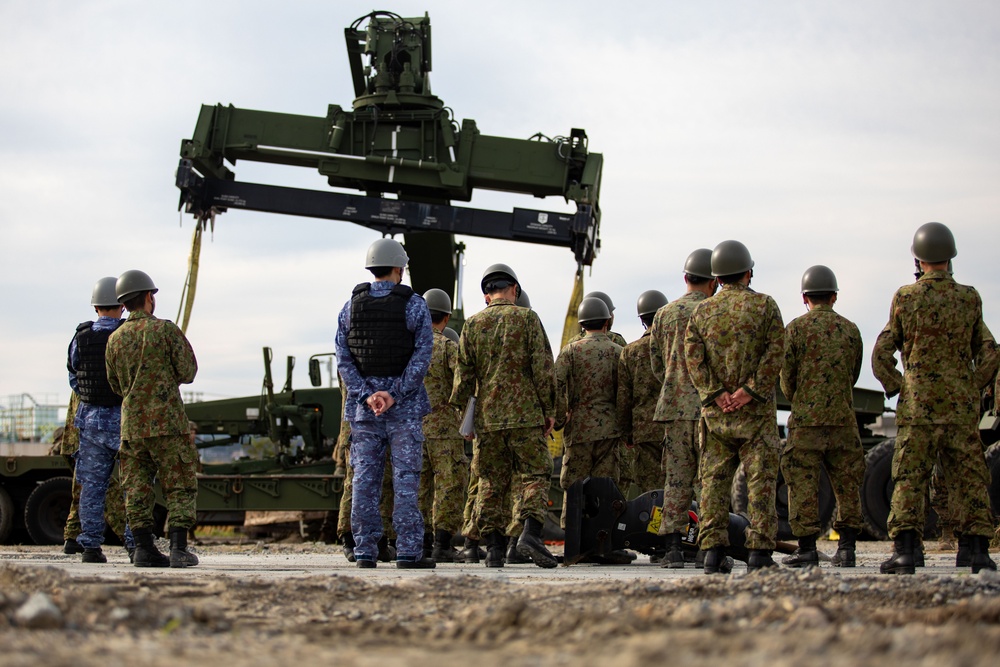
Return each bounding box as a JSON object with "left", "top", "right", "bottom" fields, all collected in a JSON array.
[
  {"left": 71, "top": 322, "right": 123, "bottom": 407},
  {"left": 347, "top": 283, "right": 415, "bottom": 378}
]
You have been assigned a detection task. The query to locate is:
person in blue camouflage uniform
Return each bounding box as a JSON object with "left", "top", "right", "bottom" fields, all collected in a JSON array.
[
  {"left": 685, "top": 241, "right": 785, "bottom": 574},
  {"left": 872, "top": 223, "right": 999, "bottom": 574},
  {"left": 779, "top": 266, "right": 866, "bottom": 569},
  {"left": 335, "top": 238, "right": 435, "bottom": 569},
  {"left": 106, "top": 270, "right": 200, "bottom": 569},
  {"left": 418, "top": 289, "right": 468, "bottom": 562},
  {"left": 67, "top": 277, "right": 135, "bottom": 563},
  {"left": 451, "top": 264, "right": 558, "bottom": 569},
  {"left": 649, "top": 249, "right": 718, "bottom": 568}
]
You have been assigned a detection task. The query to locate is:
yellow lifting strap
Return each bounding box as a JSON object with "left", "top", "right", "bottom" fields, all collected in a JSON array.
[
  {"left": 176, "top": 224, "right": 203, "bottom": 334},
  {"left": 548, "top": 267, "right": 585, "bottom": 457}
]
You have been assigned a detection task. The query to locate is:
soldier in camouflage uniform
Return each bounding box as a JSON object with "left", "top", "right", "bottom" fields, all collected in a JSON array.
[
  {"left": 60, "top": 392, "right": 84, "bottom": 553},
  {"left": 418, "top": 289, "right": 468, "bottom": 562},
  {"left": 568, "top": 291, "right": 628, "bottom": 348},
  {"left": 556, "top": 297, "right": 624, "bottom": 531},
  {"left": 451, "top": 263, "right": 558, "bottom": 568},
  {"left": 618, "top": 290, "right": 669, "bottom": 499},
  {"left": 67, "top": 277, "right": 136, "bottom": 563},
  {"left": 336, "top": 239, "right": 435, "bottom": 569},
  {"left": 779, "top": 265, "right": 866, "bottom": 569},
  {"left": 873, "top": 222, "right": 999, "bottom": 574},
  {"left": 685, "top": 241, "right": 785, "bottom": 573},
  {"left": 106, "top": 270, "right": 200, "bottom": 568},
  {"left": 650, "top": 248, "right": 718, "bottom": 568}
]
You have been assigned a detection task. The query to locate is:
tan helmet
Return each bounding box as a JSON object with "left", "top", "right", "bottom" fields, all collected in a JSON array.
[
  {"left": 800, "top": 265, "right": 839, "bottom": 294},
  {"left": 911, "top": 222, "right": 957, "bottom": 263},
  {"left": 365, "top": 238, "right": 409, "bottom": 269},
  {"left": 115, "top": 270, "right": 158, "bottom": 303},
  {"left": 711, "top": 240, "right": 754, "bottom": 277},
  {"left": 91, "top": 277, "right": 119, "bottom": 308},
  {"left": 683, "top": 248, "right": 714, "bottom": 279},
  {"left": 422, "top": 288, "right": 452, "bottom": 314}
]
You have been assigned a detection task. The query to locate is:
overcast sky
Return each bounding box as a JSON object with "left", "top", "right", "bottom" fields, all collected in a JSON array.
[{"left": 2, "top": 1, "right": 998, "bottom": 412}]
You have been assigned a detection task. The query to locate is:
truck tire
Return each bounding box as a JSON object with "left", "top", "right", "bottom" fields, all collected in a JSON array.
[
  {"left": 0, "top": 486, "right": 15, "bottom": 543},
  {"left": 986, "top": 442, "right": 1000, "bottom": 519},
  {"left": 730, "top": 463, "right": 834, "bottom": 541},
  {"left": 861, "top": 438, "right": 939, "bottom": 539},
  {"left": 24, "top": 476, "right": 73, "bottom": 545}
]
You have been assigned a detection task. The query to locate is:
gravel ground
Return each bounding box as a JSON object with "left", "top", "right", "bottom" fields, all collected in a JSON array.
[{"left": 1, "top": 539, "right": 999, "bottom": 666}]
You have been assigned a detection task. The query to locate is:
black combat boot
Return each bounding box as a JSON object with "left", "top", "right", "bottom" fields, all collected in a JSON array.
[
  {"left": 702, "top": 547, "right": 732, "bottom": 574},
  {"left": 970, "top": 535, "right": 998, "bottom": 574},
  {"left": 956, "top": 533, "right": 972, "bottom": 568},
  {"left": 377, "top": 535, "right": 396, "bottom": 562},
  {"left": 661, "top": 533, "right": 686, "bottom": 569},
  {"left": 506, "top": 537, "right": 529, "bottom": 564},
  {"left": 422, "top": 531, "right": 434, "bottom": 559},
  {"left": 81, "top": 547, "right": 107, "bottom": 564},
  {"left": 63, "top": 538, "right": 84, "bottom": 555},
  {"left": 397, "top": 554, "right": 437, "bottom": 569},
  {"left": 782, "top": 533, "right": 819, "bottom": 568},
  {"left": 747, "top": 549, "right": 778, "bottom": 572},
  {"left": 831, "top": 527, "right": 857, "bottom": 568},
  {"left": 132, "top": 527, "right": 170, "bottom": 568},
  {"left": 485, "top": 531, "right": 506, "bottom": 568},
  {"left": 460, "top": 537, "right": 482, "bottom": 563},
  {"left": 340, "top": 532, "right": 357, "bottom": 562},
  {"left": 914, "top": 536, "right": 925, "bottom": 567},
  {"left": 880, "top": 529, "right": 916, "bottom": 574},
  {"left": 516, "top": 517, "right": 558, "bottom": 569},
  {"left": 169, "top": 527, "right": 199, "bottom": 568},
  {"left": 432, "top": 529, "right": 457, "bottom": 562}
]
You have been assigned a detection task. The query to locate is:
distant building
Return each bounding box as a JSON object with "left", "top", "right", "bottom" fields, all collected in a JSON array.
[{"left": 0, "top": 393, "right": 62, "bottom": 443}]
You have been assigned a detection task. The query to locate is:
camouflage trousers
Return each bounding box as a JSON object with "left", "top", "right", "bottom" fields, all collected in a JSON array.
[
  {"left": 630, "top": 440, "right": 666, "bottom": 497},
  {"left": 618, "top": 442, "right": 637, "bottom": 490},
  {"left": 120, "top": 434, "right": 198, "bottom": 531},
  {"left": 76, "top": 428, "right": 134, "bottom": 549},
  {"left": 418, "top": 437, "right": 469, "bottom": 535},
  {"left": 699, "top": 415, "right": 780, "bottom": 550},
  {"left": 888, "top": 424, "right": 993, "bottom": 538},
  {"left": 349, "top": 419, "right": 424, "bottom": 561},
  {"left": 337, "top": 444, "right": 395, "bottom": 538},
  {"left": 63, "top": 454, "right": 128, "bottom": 544},
  {"left": 474, "top": 427, "right": 553, "bottom": 536},
  {"left": 559, "top": 437, "right": 619, "bottom": 528},
  {"left": 781, "top": 425, "right": 865, "bottom": 537},
  {"left": 659, "top": 420, "right": 701, "bottom": 535},
  {"left": 464, "top": 472, "right": 527, "bottom": 538}
]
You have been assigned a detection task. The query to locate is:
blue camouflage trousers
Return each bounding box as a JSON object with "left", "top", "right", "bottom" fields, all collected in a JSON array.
[
  {"left": 350, "top": 418, "right": 425, "bottom": 561},
  {"left": 76, "top": 428, "right": 134, "bottom": 550}
]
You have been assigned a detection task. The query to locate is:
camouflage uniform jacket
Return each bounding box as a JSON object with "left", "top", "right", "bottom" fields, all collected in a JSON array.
[
  {"left": 617, "top": 330, "right": 662, "bottom": 443},
  {"left": 685, "top": 282, "right": 785, "bottom": 421},
  {"left": 555, "top": 332, "right": 623, "bottom": 444},
  {"left": 569, "top": 329, "right": 627, "bottom": 347},
  {"left": 872, "top": 271, "right": 999, "bottom": 426},
  {"left": 422, "top": 329, "right": 461, "bottom": 438},
  {"left": 650, "top": 291, "right": 707, "bottom": 422},
  {"left": 106, "top": 310, "right": 198, "bottom": 439},
  {"left": 450, "top": 298, "right": 555, "bottom": 433},
  {"left": 781, "top": 304, "right": 862, "bottom": 428}
]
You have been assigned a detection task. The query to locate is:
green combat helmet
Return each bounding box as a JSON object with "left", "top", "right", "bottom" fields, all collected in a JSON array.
[
  {"left": 91, "top": 277, "right": 120, "bottom": 308},
  {"left": 423, "top": 288, "right": 452, "bottom": 314},
  {"left": 911, "top": 222, "right": 957, "bottom": 263},
  {"left": 800, "top": 265, "right": 839, "bottom": 294},
  {"left": 515, "top": 289, "right": 531, "bottom": 309},
  {"left": 683, "top": 248, "right": 714, "bottom": 279},
  {"left": 584, "top": 291, "right": 615, "bottom": 313},
  {"left": 636, "top": 290, "right": 668, "bottom": 318},
  {"left": 711, "top": 240, "right": 754, "bottom": 277},
  {"left": 578, "top": 296, "right": 612, "bottom": 324},
  {"left": 366, "top": 238, "right": 409, "bottom": 268},
  {"left": 115, "top": 270, "right": 158, "bottom": 304},
  {"left": 442, "top": 327, "right": 459, "bottom": 344},
  {"left": 481, "top": 263, "right": 521, "bottom": 297}
]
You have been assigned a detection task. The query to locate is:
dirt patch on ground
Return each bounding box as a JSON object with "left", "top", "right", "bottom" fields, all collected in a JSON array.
[{"left": 2, "top": 544, "right": 1000, "bottom": 666}]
